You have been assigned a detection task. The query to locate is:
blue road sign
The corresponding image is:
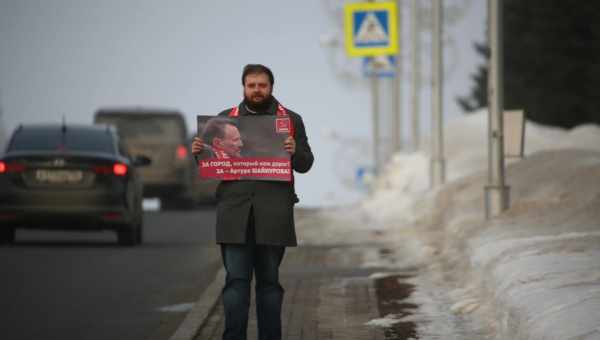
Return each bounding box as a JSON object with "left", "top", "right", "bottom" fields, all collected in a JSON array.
[{"left": 363, "top": 56, "right": 396, "bottom": 78}]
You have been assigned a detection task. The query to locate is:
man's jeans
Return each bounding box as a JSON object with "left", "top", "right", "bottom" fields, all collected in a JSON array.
[{"left": 220, "top": 217, "right": 285, "bottom": 340}]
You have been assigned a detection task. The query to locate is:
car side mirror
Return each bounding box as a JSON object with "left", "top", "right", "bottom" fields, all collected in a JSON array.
[{"left": 132, "top": 155, "right": 152, "bottom": 167}]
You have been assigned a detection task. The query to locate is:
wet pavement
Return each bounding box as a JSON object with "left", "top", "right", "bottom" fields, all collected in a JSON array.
[{"left": 194, "top": 244, "right": 418, "bottom": 340}]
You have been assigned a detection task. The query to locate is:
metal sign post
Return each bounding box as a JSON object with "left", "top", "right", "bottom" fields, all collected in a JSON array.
[
  {"left": 371, "top": 68, "right": 381, "bottom": 174},
  {"left": 344, "top": 1, "right": 400, "bottom": 175},
  {"left": 392, "top": 0, "right": 402, "bottom": 153}
]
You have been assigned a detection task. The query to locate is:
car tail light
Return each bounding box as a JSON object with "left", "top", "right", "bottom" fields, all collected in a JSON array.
[
  {"left": 113, "top": 163, "right": 128, "bottom": 176},
  {"left": 102, "top": 212, "right": 122, "bottom": 219},
  {"left": 0, "top": 161, "right": 26, "bottom": 173},
  {"left": 0, "top": 213, "right": 17, "bottom": 220},
  {"left": 94, "top": 163, "right": 128, "bottom": 176},
  {"left": 176, "top": 145, "right": 188, "bottom": 160}
]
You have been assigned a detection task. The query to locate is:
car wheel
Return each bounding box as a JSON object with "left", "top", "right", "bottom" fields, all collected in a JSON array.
[
  {"left": 0, "top": 227, "right": 16, "bottom": 244},
  {"left": 117, "top": 229, "right": 137, "bottom": 246},
  {"left": 118, "top": 213, "right": 143, "bottom": 246}
]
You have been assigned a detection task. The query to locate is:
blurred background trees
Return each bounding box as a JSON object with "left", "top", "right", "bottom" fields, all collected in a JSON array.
[{"left": 457, "top": 0, "right": 600, "bottom": 128}]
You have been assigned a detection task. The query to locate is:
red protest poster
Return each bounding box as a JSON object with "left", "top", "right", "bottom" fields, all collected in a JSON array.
[{"left": 196, "top": 115, "right": 292, "bottom": 181}]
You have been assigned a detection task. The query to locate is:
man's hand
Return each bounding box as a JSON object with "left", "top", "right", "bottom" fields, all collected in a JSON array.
[
  {"left": 191, "top": 137, "right": 204, "bottom": 155},
  {"left": 284, "top": 136, "right": 296, "bottom": 155}
]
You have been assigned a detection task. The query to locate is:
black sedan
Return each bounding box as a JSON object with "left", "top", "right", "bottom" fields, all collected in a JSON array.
[{"left": 0, "top": 124, "right": 150, "bottom": 246}]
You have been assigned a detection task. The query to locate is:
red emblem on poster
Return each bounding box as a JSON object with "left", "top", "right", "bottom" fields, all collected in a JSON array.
[{"left": 275, "top": 118, "right": 291, "bottom": 134}]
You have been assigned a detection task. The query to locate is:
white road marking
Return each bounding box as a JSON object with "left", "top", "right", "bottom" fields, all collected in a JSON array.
[{"left": 157, "top": 303, "right": 195, "bottom": 313}]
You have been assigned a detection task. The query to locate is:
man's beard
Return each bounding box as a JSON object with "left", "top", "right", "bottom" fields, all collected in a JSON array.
[{"left": 243, "top": 93, "right": 273, "bottom": 112}]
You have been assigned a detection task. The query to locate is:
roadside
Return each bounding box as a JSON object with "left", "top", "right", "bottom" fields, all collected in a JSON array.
[
  {"left": 193, "top": 242, "right": 412, "bottom": 340},
  {"left": 183, "top": 207, "right": 480, "bottom": 340},
  {"left": 174, "top": 112, "right": 600, "bottom": 339},
  {"left": 353, "top": 111, "right": 600, "bottom": 339}
]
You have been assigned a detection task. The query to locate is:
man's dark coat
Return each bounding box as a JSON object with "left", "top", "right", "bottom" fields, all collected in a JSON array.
[{"left": 213, "top": 98, "right": 313, "bottom": 246}]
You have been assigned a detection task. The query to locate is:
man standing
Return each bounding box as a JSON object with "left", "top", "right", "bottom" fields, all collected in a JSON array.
[{"left": 191, "top": 64, "right": 313, "bottom": 340}]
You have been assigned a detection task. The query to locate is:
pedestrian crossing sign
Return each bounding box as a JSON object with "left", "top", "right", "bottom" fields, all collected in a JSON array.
[
  {"left": 363, "top": 56, "right": 396, "bottom": 78},
  {"left": 344, "top": 2, "right": 398, "bottom": 57}
]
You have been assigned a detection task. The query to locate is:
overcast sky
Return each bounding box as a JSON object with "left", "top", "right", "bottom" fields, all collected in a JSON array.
[{"left": 0, "top": 0, "right": 485, "bottom": 206}]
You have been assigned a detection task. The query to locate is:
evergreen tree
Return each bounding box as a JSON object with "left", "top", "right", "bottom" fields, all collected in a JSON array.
[
  {"left": 457, "top": 1, "right": 600, "bottom": 128},
  {"left": 456, "top": 42, "right": 489, "bottom": 112}
]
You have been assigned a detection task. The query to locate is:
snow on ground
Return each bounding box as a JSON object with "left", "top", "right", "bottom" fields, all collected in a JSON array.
[{"left": 299, "top": 109, "right": 600, "bottom": 339}]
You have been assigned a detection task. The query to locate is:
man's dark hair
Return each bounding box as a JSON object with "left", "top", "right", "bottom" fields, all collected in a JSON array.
[
  {"left": 202, "top": 117, "right": 238, "bottom": 145},
  {"left": 242, "top": 64, "right": 274, "bottom": 87}
]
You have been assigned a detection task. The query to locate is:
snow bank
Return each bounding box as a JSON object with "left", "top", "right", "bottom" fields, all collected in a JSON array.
[
  {"left": 465, "top": 150, "right": 600, "bottom": 339},
  {"left": 300, "top": 110, "right": 600, "bottom": 339},
  {"left": 367, "top": 111, "right": 600, "bottom": 339}
]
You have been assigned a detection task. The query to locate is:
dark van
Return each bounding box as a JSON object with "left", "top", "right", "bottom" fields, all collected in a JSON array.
[{"left": 94, "top": 108, "right": 217, "bottom": 209}]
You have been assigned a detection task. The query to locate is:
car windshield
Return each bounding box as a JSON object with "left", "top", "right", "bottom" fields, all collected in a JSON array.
[
  {"left": 96, "top": 116, "right": 185, "bottom": 144},
  {"left": 9, "top": 128, "right": 115, "bottom": 153}
]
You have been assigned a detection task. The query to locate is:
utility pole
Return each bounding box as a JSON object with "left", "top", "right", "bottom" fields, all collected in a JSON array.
[
  {"left": 430, "top": 0, "right": 445, "bottom": 187},
  {"left": 411, "top": 0, "right": 421, "bottom": 150},
  {"left": 392, "top": 0, "right": 403, "bottom": 152},
  {"left": 485, "top": 0, "right": 510, "bottom": 218},
  {"left": 371, "top": 69, "right": 381, "bottom": 174}
]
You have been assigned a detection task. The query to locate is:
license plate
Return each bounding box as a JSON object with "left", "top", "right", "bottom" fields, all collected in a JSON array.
[{"left": 35, "top": 169, "right": 83, "bottom": 184}]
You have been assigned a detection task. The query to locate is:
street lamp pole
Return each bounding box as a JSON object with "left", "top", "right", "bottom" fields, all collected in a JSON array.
[
  {"left": 411, "top": 0, "right": 421, "bottom": 150},
  {"left": 430, "top": 0, "right": 445, "bottom": 187},
  {"left": 485, "top": 0, "right": 510, "bottom": 218}
]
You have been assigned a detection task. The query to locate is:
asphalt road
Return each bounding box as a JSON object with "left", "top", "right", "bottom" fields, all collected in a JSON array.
[{"left": 0, "top": 206, "right": 221, "bottom": 340}]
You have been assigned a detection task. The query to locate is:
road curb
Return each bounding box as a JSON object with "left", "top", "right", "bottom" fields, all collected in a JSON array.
[{"left": 168, "top": 267, "right": 225, "bottom": 340}]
